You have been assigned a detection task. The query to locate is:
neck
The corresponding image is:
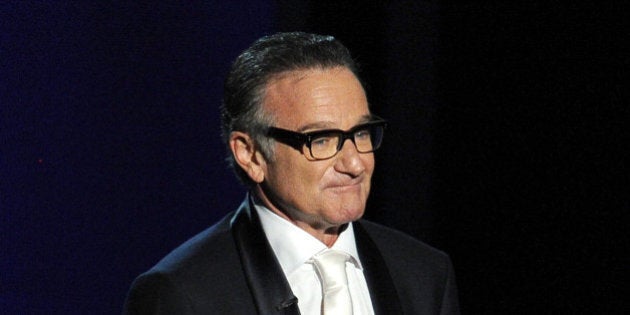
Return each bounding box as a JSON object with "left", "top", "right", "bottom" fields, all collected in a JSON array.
[{"left": 252, "top": 186, "right": 344, "bottom": 247}]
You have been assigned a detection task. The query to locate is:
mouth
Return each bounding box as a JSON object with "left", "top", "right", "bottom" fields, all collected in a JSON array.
[{"left": 325, "top": 177, "right": 364, "bottom": 191}]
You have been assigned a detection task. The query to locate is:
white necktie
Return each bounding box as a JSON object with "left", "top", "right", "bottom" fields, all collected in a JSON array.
[{"left": 312, "top": 250, "right": 353, "bottom": 314}]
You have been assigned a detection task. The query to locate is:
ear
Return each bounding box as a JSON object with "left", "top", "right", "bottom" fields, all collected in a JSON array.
[{"left": 229, "top": 131, "right": 266, "bottom": 183}]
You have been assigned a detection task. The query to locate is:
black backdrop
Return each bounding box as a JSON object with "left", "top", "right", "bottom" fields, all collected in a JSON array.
[{"left": 2, "top": 1, "right": 626, "bottom": 314}]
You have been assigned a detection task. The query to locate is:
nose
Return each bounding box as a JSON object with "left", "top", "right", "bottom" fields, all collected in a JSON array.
[{"left": 334, "top": 137, "right": 367, "bottom": 176}]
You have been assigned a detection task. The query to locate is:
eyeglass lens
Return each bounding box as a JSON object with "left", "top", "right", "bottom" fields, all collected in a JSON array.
[{"left": 308, "top": 124, "right": 383, "bottom": 159}]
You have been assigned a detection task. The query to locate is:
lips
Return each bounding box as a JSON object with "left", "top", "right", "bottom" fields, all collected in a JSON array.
[{"left": 325, "top": 175, "right": 365, "bottom": 190}]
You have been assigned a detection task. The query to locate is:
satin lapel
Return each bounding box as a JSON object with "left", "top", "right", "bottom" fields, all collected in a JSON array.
[
  {"left": 230, "top": 197, "right": 300, "bottom": 315},
  {"left": 354, "top": 221, "right": 403, "bottom": 315}
]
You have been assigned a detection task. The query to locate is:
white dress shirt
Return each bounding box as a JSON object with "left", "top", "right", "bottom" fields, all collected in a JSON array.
[{"left": 254, "top": 203, "right": 375, "bottom": 315}]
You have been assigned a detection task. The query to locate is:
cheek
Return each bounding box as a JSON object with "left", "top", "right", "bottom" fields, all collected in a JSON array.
[
  {"left": 358, "top": 154, "right": 376, "bottom": 180},
  {"left": 364, "top": 155, "right": 375, "bottom": 173},
  {"left": 303, "top": 163, "right": 331, "bottom": 191},
  {"left": 271, "top": 151, "right": 323, "bottom": 190}
]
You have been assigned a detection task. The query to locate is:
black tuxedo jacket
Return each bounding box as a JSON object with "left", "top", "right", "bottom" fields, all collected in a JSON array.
[{"left": 124, "top": 197, "right": 459, "bottom": 314}]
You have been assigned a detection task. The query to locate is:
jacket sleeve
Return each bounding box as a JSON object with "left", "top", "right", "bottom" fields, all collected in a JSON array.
[
  {"left": 440, "top": 258, "right": 461, "bottom": 315},
  {"left": 123, "top": 272, "right": 195, "bottom": 315}
]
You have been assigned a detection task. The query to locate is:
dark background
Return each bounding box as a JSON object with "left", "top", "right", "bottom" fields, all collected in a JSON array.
[{"left": 2, "top": 1, "right": 627, "bottom": 314}]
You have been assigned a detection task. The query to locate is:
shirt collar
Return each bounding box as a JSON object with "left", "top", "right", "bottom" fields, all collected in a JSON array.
[{"left": 253, "top": 199, "right": 362, "bottom": 277}]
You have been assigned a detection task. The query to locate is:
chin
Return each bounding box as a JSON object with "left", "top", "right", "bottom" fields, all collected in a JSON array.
[{"left": 340, "top": 204, "right": 366, "bottom": 222}]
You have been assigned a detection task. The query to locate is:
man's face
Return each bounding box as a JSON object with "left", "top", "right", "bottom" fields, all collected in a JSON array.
[{"left": 258, "top": 67, "right": 374, "bottom": 233}]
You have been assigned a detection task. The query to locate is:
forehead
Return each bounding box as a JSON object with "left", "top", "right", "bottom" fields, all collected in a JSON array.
[{"left": 262, "top": 67, "right": 369, "bottom": 131}]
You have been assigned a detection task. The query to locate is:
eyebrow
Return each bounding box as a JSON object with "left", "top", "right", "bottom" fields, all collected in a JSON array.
[{"left": 295, "top": 114, "right": 374, "bottom": 133}]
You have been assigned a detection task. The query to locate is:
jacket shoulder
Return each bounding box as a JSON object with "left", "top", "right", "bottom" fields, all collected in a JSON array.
[
  {"left": 124, "top": 212, "right": 255, "bottom": 314},
  {"left": 358, "top": 219, "right": 450, "bottom": 265},
  {"left": 150, "top": 213, "right": 235, "bottom": 276},
  {"left": 357, "top": 219, "right": 459, "bottom": 314}
]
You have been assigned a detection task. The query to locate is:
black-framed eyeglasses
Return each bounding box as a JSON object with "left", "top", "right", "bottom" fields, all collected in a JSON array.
[{"left": 266, "top": 118, "right": 387, "bottom": 160}]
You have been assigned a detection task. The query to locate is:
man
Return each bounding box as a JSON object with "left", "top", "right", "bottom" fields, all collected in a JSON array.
[{"left": 124, "top": 32, "right": 459, "bottom": 314}]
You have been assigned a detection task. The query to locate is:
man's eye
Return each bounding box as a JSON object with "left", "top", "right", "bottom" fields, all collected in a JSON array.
[
  {"left": 355, "top": 129, "right": 371, "bottom": 139},
  {"left": 311, "top": 136, "right": 333, "bottom": 147}
]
